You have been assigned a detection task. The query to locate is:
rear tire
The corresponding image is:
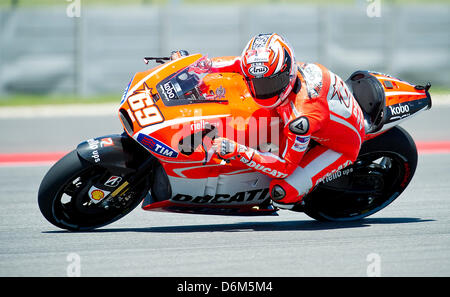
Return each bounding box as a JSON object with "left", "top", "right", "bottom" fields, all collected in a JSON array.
[
  {"left": 301, "top": 126, "right": 417, "bottom": 221},
  {"left": 38, "top": 150, "right": 149, "bottom": 231}
]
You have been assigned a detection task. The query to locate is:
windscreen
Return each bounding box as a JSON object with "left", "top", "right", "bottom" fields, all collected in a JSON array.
[{"left": 156, "top": 57, "right": 227, "bottom": 107}]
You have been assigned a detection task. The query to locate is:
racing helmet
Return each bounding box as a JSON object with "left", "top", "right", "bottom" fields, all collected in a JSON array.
[{"left": 240, "top": 33, "right": 297, "bottom": 109}]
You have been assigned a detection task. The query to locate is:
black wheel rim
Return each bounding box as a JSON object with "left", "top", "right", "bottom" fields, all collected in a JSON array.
[{"left": 51, "top": 165, "right": 148, "bottom": 230}]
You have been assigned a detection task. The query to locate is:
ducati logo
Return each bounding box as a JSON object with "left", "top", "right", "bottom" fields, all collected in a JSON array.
[
  {"left": 239, "top": 157, "right": 288, "bottom": 178},
  {"left": 172, "top": 188, "right": 270, "bottom": 204}
]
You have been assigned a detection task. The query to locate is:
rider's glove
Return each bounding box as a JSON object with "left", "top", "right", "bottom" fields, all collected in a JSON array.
[
  {"left": 213, "top": 138, "right": 252, "bottom": 161},
  {"left": 170, "top": 50, "right": 189, "bottom": 60},
  {"left": 189, "top": 56, "right": 212, "bottom": 74}
]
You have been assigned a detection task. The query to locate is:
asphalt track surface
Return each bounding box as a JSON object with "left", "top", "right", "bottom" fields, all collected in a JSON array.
[{"left": 0, "top": 103, "right": 449, "bottom": 277}]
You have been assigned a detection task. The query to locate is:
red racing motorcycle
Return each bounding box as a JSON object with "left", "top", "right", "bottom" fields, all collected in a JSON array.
[{"left": 38, "top": 54, "right": 432, "bottom": 231}]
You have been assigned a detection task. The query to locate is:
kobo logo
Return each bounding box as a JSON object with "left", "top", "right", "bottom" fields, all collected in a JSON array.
[{"left": 389, "top": 104, "right": 410, "bottom": 116}]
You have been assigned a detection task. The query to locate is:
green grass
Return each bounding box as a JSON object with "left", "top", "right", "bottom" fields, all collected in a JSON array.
[
  {"left": 1, "top": 0, "right": 449, "bottom": 7},
  {"left": 429, "top": 87, "right": 450, "bottom": 95},
  {"left": 0, "top": 94, "right": 119, "bottom": 107},
  {"left": 2, "top": 0, "right": 348, "bottom": 7},
  {"left": 1, "top": 86, "right": 449, "bottom": 107}
]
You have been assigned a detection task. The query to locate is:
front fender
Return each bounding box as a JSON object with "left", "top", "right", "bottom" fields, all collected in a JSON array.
[{"left": 76, "top": 133, "right": 153, "bottom": 174}]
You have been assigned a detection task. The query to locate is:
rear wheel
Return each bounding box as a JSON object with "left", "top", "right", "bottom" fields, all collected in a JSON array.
[
  {"left": 38, "top": 150, "right": 150, "bottom": 231},
  {"left": 301, "top": 126, "right": 417, "bottom": 221}
]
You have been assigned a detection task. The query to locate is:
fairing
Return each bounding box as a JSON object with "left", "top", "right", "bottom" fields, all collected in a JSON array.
[{"left": 118, "top": 54, "right": 281, "bottom": 210}]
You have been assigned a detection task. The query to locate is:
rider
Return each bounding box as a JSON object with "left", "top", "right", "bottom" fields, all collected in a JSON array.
[{"left": 176, "top": 33, "right": 366, "bottom": 209}]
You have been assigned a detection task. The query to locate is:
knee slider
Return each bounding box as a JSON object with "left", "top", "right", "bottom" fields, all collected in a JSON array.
[{"left": 270, "top": 185, "right": 286, "bottom": 201}]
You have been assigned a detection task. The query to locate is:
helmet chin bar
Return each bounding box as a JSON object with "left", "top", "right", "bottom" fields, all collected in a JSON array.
[{"left": 253, "top": 75, "right": 296, "bottom": 109}]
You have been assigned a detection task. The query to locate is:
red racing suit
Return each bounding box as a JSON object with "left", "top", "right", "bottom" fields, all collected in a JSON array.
[{"left": 211, "top": 57, "right": 366, "bottom": 207}]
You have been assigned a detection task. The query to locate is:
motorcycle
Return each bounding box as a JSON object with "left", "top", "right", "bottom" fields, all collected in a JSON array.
[{"left": 38, "top": 53, "right": 432, "bottom": 231}]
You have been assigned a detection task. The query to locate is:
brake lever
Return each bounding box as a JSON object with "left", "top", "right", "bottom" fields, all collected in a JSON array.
[
  {"left": 202, "top": 142, "right": 209, "bottom": 165},
  {"left": 201, "top": 124, "right": 220, "bottom": 165},
  {"left": 143, "top": 57, "right": 170, "bottom": 65}
]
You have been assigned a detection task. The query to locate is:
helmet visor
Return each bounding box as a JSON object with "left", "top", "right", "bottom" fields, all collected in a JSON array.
[{"left": 250, "top": 70, "right": 290, "bottom": 100}]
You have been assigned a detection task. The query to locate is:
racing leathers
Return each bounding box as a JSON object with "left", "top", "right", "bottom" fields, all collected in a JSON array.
[{"left": 211, "top": 57, "right": 366, "bottom": 209}]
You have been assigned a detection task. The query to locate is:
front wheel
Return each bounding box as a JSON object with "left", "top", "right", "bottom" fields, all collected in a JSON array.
[
  {"left": 301, "top": 126, "right": 418, "bottom": 221},
  {"left": 38, "top": 150, "right": 150, "bottom": 231}
]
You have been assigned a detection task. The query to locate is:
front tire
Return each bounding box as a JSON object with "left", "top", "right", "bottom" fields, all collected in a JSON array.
[
  {"left": 38, "top": 150, "right": 150, "bottom": 231},
  {"left": 301, "top": 126, "right": 417, "bottom": 221}
]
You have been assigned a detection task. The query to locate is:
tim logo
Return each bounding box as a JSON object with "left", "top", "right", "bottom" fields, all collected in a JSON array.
[{"left": 137, "top": 134, "right": 178, "bottom": 158}]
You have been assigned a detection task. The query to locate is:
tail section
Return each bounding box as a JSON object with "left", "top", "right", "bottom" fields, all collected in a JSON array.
[
  {"left": 347, "top": 70, "right": 432, "bottom": 140},
  {"left": 371, "top": 72, "right": 432, "bottom": 131}
]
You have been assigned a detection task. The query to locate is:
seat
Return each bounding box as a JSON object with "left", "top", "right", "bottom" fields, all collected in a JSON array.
[{"left": 345, "top": 71, "right": 386, "bottom": 134}]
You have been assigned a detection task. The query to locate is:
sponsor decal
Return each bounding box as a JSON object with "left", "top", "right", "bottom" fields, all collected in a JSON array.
[
  {"left": 87, "top": 138, "right": 101, "bottom": 163},
  {"left": 85, "top": 138, "right": 114, "bottom": 163},
  {"left": 326, "top": 74, "right": 355, "bottom": 120},
  {"left": 246, "top": 51, "right": 270, "bottom": 64},
  {"left": 300, "top": 63, "right": 323, "bottom": 99},
  {"left": 161, "top": 81, "right": 179, "bottom": 100},
  {"left": 389, "top": 103, "right": 410, "bottom": 116},
  {"left": 289, "top": 116, "right": 309, "bottom": 135},
  {"left": 322, "top": 167, "right": 353, "bottom": 184},
  {"left": 91, "top": 190, "right": 104, "bottom": 201},
  {"left": 292, "top": 135, "right": 310, "bottom": 152},
  {"left": 128, "top": 82, "right": 164, "bottom": 127},
  {"left": 315, "top": 160, "right": 353, "bottom": 186},
  {"left": 172, "top": 188, "right": 270, "bottom": 204},
  {"left": 239, "top": 157, "right": 288, "bottom": 178},
  {"left": 87, "top": 138, "right": 114, "bottom": 149},
  {"left": 87, "top": 138, "right": 100, "bottom": 150},
  {"left": 91, "top": 150, "right": 100, "bottom": 163},
  {"left": 137, "top": 133, "right": 178, "bottom": 158},
  {"left": 104, "top": 176, "right": 122, "bottom": 187},
  {"left": 100, "top": 137, "right": 114, "bottom": 147},
  {"left": 215, "top": 86, "right": 226, "bottom": 99},
  {"left": 385, "top": 98, "right": 430, "bottom": 124},
  {"left": 205, "top": 86, "right": 227, "bottom": 101},
  {"left": 88, "top": 186, "right": 110, "bottom": 204},
  {"left": 248, "top": 64, "right": 269, "bottom": 77},
  {"left": 330, "top": 75, "right": 351, "bottom": 108},
  {"left": 251, "top": 34, "right": 272, "bottom": 49},
  {"left": 190, "top": 119, "right": 208, "bottom": 132}
]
